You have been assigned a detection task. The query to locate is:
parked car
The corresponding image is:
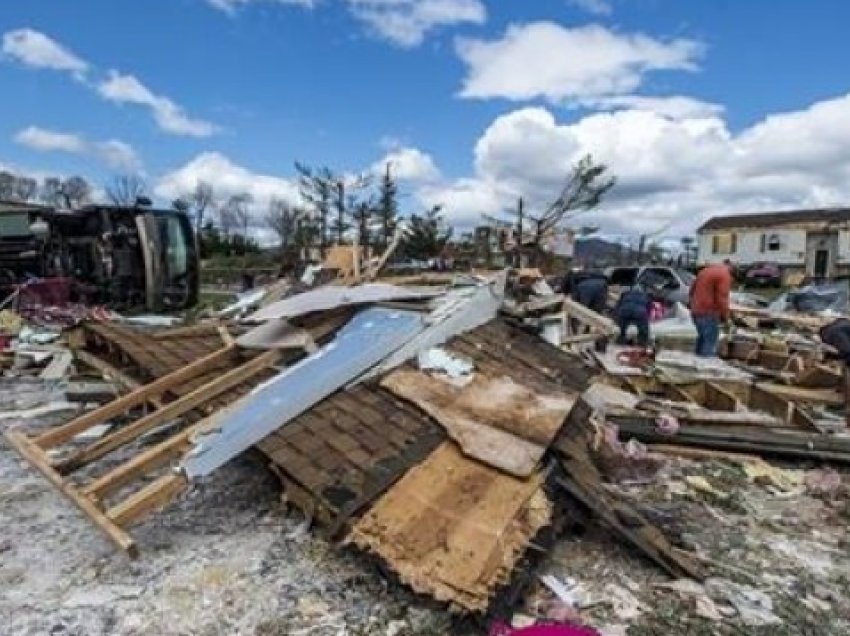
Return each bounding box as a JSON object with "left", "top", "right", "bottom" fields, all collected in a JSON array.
[
  {"left": 745, "top": 262, "right": 781, "bottom": 287},
  {"left": 604, "top": 266, "right": 695, "bottom": 305}
]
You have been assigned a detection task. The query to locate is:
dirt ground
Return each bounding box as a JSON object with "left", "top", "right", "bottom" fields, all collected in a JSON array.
[{"left": 2, "top": 381, "right": 849, "bottom": 635}]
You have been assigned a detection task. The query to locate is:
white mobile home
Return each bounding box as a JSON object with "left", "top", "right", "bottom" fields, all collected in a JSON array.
[{"left": 697, "top": 208, "right": 850, "bottom": 282}]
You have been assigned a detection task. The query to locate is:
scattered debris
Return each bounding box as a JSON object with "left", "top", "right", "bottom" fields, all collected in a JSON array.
[{"left": 2, "top": 263, "right": 849, "bottom": 635}]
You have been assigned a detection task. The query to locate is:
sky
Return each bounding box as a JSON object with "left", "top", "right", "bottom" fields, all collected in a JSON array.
[{"left": 2, "top": 0, "right": 850, "bottom": 241}]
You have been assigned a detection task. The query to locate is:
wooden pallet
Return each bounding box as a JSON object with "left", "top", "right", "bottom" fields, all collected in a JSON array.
[{"left": 5, "top": 344, "right": 283, "bottom": 557}]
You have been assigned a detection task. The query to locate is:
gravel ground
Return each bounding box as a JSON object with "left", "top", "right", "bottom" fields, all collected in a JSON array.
[{"left": 2, "top": 380, "right": 849, "bottom": 635}]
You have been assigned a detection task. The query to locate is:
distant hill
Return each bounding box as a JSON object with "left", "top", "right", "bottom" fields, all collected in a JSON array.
[{"left": 573, "top": 237, "right": 635, "bottom": 266}]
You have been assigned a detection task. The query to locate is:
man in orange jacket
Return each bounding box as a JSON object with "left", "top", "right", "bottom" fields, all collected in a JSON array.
[{"left": 689, "top": 260, "right": 733, "bottom": 357}]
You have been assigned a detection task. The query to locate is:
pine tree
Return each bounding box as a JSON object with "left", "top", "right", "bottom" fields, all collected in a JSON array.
[{"left": 376, "top": 163, "right": 398, "bottom": 251}]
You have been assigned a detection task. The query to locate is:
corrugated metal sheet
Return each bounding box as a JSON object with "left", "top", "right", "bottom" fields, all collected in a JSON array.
[{"left": 182, "top": 307, "right": 426, "bottom": 478}]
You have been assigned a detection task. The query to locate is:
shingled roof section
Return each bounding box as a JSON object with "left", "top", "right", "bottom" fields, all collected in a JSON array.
[
  {"left": 259, "top": 317, "right": 593, "bottom": 534},
  {"left": 698, "top": 208, "right": 850, "bottom": 232}
]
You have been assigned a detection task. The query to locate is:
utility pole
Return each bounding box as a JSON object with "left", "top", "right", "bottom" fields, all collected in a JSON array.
[{"left": 516, "top": 197, "right": 524, "bottom": 268}]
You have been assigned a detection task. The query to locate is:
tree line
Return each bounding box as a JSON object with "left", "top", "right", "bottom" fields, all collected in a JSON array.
[
  {"left": 1, "top": 153, "right": 621, "bottom": 268},
  {"left": 171, "top": 161, "right": 453, "bottom": 266}
]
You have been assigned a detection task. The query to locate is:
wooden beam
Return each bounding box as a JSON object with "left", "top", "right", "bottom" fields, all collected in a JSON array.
[
  {"left": 748, "top": 385, "right": 794, "bottom": 425},
  {"left": 81, "top": 427, "right": 196, "bottom": 502},
  {"left": 106, "top": 473, "right": 188, "bottom": 528},
  {"left": 561, "top": 297, "right": 616, "bottom": 336},
  {"left": 74, "top": 350, "right": 148, "bottom": 393},
  {"left": 55, "top": 349, "right": 281, "bottom": 473},
  {"left": 217, "top": 323, "right": 235, "bottom": 346},
  {"left": 4, "top": 430, "right": 138, "bottom": 556},
  {"left": 756, "top": 383, "right": 844, "bottom": 407},
  {"left": 36, "top": 344, "right": 237, "bottom": 450},
  {"left": 795, "top": 363, "right": 842, "bottom": 389},
  {"left": 663, "top": 384, "right": 697, "bottom": 404},
  {"left": 704, "top": 382, "right": 740, "bottom": 412}
]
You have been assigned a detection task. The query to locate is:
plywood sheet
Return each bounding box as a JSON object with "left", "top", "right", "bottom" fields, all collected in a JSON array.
[
  {"left": 381, "top": 368, "right": 574, "bottom": 476},
  {"left": 348, "top": 442, "right": 551, "bottom": 613}
]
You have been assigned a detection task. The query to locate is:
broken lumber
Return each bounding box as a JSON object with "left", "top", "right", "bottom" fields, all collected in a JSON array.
[
  {"left": 348, "top": 441, "right": 551, "bottom": 613},
  {"left": 36, "top": 344, "right": 237, "bottom": 449},
  {"left": 553, "top": 400, "right": 705, "bottom": 580},
  {"left": 611, "top": 415, "right": 850, "bottom": 463}
]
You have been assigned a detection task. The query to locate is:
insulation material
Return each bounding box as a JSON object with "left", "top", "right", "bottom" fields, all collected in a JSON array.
[
  {"left": 381, "top": 369, "right": 574, "bottom": 477},
  {"left": 348, "top": 442, "right": 551, "bottom": 613}
]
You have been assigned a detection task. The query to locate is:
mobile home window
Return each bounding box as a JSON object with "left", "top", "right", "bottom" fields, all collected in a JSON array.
[
  {"left": 712, "top": 233, "right": 736, "bottom": 254},
  {"left": 760, "top": 233, "right": 781, "bottom": 252}
]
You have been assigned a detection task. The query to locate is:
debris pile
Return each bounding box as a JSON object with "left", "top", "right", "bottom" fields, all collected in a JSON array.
[{"left": 1, "top": 267, "right": 849, "bottom": 633}]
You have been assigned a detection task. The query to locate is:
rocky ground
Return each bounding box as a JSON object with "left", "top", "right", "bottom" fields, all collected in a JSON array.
[{"left": 1, "top": 379, "right": 849, "bottom": 635}]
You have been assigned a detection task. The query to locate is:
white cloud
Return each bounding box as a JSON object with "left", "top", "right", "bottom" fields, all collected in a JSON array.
[
  {"left": 408, "top": 91, "right": 850, "bottom": 236},
  {"left": 346, "top": 0, "right": 487, "bottom": 47},
  {"left": 372, "top": 146, "right": 441, "bottom": 182},
  {"left": 155, "top": 152, "right": 300, "bottom": 208},
  {"left": 203, "top": 0, "right": 485, "bottom": 47},
  {"left": 2, "top": 28, "right": 88, "bottom": 75},
  {"left": 567, "top": 0, "right": 612, "bottom": 17},
  {"left": 456, "top": 22, "right": 703, "bottom": 103},
  {"left": 97, "top": 71, "right": 218, "bottom": 137},
  {"left": 206, "top": 0, "right": 315, "bottom": 14},
  {"left": 14, "top": 126, "right": 142, "bottom": 172},
  {"left": 579, "top": 95, "right": 724, "bottom": 120},
  {"left": 14, "top": 126, "right": 87, "bottom": 154}
]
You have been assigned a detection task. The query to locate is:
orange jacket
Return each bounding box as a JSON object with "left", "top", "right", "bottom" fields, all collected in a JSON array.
[{"left": 690, "top": 264, "right": 732, "bottom": 319}]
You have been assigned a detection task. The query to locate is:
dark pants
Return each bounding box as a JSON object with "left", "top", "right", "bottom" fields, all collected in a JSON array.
[
  {"left": 617, "top": 311, "right": 649, "bottom": 346},
  {"left": 693, "top": 314, "right": 720, "bottom": 357}
]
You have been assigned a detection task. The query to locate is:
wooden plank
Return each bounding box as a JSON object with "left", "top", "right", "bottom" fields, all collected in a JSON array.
[
  {"left": 648, "top": 444, "right": 761, "bottom": 463},
  {"left": 74, "top": 349, "right": 151, "bottom": 395},
  {"left": 217, "top": 323, "right": 235, "bottom": 346},
  {"left": 106, "top": 473, "right": 188, "bottom": 527},
  {"left": 756, "top": 383, "right": 844, "bottom": 406},
  {"left": 81, "top": 428, "right": 196, "bottom": 501},
  {"left": 704, "top": 382, "right": 740, "bottom": 412},
  {"left": 795, "top": 363, "right": 842, "bottom": 389},
  {"left": 4, "top": 430, "right": 137, "bottom": 556},
  {"left": 36, "top": 344, "right": 237, "bottom": 449},
  {"left": 56, "top": 349, "right": 281, "bottom": 473},
  {"left": 562, "top": 297, "right": 616, "bottom": 335},
  {"left": 748, "top": 385, "right": 794, "bottom": 425},
  {"left": 40, "top": 350, "right": 74, "bottom": 381}
]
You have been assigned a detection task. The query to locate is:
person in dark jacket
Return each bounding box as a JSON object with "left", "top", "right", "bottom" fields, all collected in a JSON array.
[
  {"left": 615, "top": 284, "right": 652, "bottom": 346},
  {"left": 820, "top": 318, "right": 850, "bottom": 427},
  {"left": 562, "top": 271, "right": 609, "bottom": 314},
  {"left": 820, "top": 318, "right": 850, "bottom": 364}
]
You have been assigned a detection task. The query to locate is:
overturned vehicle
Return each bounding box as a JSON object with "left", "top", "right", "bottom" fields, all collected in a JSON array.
[{"left": 0, "top": 200, "right": 199, "bottom": 311}]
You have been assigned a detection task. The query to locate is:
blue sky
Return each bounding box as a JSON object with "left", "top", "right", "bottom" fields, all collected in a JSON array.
[{"left": 3, "top": 0, "right": 850, "bottom": 238}]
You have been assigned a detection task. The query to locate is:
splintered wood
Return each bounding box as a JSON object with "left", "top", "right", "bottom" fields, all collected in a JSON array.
[
  {"left": 348, "top": 442, "right": 551, "bottom": 613},
  {"left": 381, "top": 368, "right": 574, "bottom": 476}
]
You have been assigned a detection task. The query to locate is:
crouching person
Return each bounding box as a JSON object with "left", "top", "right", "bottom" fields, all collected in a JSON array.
[{"left": 615, "top": 284, "right": 651, "bottom": 347}]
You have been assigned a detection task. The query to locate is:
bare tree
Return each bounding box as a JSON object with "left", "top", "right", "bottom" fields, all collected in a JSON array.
[
  {"left": 13, "top": 176, "right": 37, "bottom": 202},
  {"left": 232, "top": 193, "right": 254, "bottom": 238},
  {"left": 503, "top": 154, "right": 615, "bottom": 262},
  {"left": 59, "top": 176, "right": 92, "bottom": 209},
  {"left": 39, "top": 177, "right": 62, "bottom": 206},
  {"left": 189, "top": 181, "right": 214, "bottom": 234},
  {"left": 218, "top": 192, "right": 252, "bottom": 237},
  {"left": 0, "top": 172, "right": 17, "bottom": 200},
  {"left": 265, "top": 198, "right": 305, "bottom": 270},
  {"left": 107, "top": 174, "right": 148, "bottom": 206}
]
